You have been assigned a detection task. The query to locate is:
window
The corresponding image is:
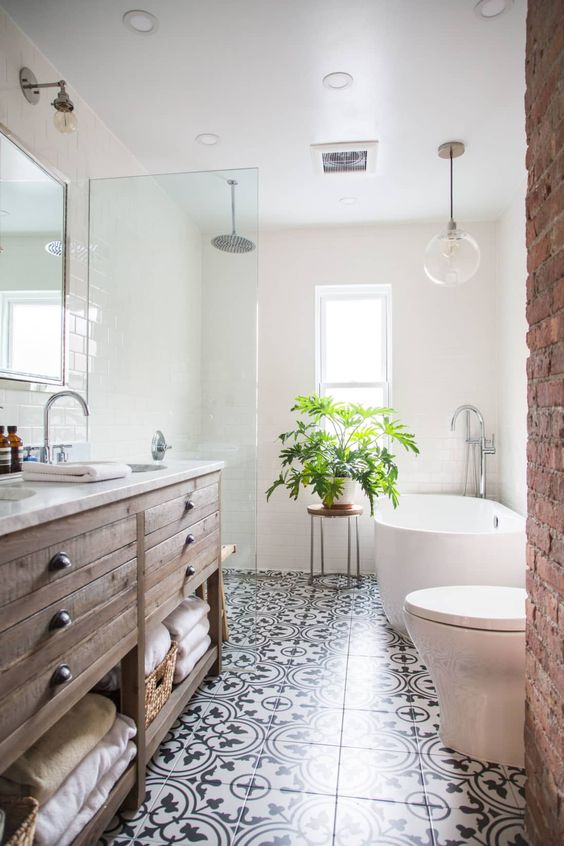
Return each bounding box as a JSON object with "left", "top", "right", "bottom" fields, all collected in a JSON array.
[
  {"left": 0, "top": 290, "right": 63, "bottom": 378},
  {"left": 315, "top": 284, "right": 390, "bottom": 407}
]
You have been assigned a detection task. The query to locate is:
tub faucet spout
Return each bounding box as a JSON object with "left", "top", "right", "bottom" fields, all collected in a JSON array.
[{"left": 451, "top": 404, "right": 495, "bottom": 498}]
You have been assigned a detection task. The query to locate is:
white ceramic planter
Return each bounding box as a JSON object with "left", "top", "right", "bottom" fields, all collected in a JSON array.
[{"left": 324, "top": 477, "right": 357, "bottom": 508}]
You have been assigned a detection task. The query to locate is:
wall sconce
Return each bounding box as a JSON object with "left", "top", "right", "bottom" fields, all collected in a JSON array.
[{"left": 19, "top": 67, "right": 78, "bottom": 134}]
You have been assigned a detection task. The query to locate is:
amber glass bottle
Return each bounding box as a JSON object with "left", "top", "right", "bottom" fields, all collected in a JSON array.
[
  {"left": 0, "top": 426, "right": 10, "bottom": 475},
  {"left": 7, "top": 425, "right": 23, "bottom": 473}
]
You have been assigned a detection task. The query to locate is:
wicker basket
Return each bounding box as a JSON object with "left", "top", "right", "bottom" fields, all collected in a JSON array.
[
  {"left": 144, "top": 641, "right": 178, "bottom": 727},
  {"left": 0, "top": 796, "right": 38, "bottom": 846}
]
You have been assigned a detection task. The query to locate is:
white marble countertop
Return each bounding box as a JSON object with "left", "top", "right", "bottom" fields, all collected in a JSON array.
[{"left": 0, "top": 459, "right": 224, "bottom": 536}]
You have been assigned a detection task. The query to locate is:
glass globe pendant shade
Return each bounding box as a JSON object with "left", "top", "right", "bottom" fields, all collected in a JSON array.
[
  {"left": 424, "top": 223, "right": 480, "bottom": 287},
  {"left": 53, "top": 109, "right": 77, "bottom": 134}
]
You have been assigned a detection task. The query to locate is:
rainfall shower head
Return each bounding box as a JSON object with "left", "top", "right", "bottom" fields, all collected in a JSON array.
[{"left": 211, "top": 179, "right": 255, "bottom": 254}]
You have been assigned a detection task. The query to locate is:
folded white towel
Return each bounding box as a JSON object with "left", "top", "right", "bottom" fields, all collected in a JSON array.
[
  {"left": 58, "top": 741, "right": 135, "bottom": 846},
  {"left": 176, "top": 618, "right": 210, "bottom": 660},
  {"left": 145, "top": 623, "right": 171, "bottom": 677},
  {"left": 34, "top": 715, "right": 136, "bottom": 846},
  {"left": 22, "top": 461, "right": 132, "bottom": 484},
  {"left": 174, "top": 634, "right": 211, "bottom": 684},
  {"left": 163, "top": 596, "right": 210, "bottom": 641}
]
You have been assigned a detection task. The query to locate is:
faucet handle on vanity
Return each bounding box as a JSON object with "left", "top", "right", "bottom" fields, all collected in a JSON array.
[{"left": 52, "top": 444, "right": 73, "bottom": 464}]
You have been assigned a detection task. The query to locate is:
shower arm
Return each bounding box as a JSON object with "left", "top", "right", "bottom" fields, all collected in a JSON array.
[{"left": 229, "top": 179, "right": 237, "bottom": 236}]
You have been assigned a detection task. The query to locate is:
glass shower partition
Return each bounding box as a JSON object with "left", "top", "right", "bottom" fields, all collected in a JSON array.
[{"left": 88, "top": 168, "right": 258, "bottom": 669}]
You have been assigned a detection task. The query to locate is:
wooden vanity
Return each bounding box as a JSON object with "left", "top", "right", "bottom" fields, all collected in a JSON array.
[{"left": 0, "top": 460, "right": 223, "bottom": 845}]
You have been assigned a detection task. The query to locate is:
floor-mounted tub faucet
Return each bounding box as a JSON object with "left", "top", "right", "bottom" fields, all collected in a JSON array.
[
  {"left": 450, "top": 404, "right": 495, "bottom": 499},
  {"left": 42, "top": 390, "right": 90, "bottom": 464}
]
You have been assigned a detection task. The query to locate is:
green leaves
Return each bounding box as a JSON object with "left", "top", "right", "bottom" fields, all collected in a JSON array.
[{"left": 266, "top": 394, "right": 418, "bottom": 515}]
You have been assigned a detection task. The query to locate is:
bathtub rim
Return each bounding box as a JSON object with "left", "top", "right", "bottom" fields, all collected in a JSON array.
[{"left": 374, "top": 493, "right": 525, "bottom": 537}]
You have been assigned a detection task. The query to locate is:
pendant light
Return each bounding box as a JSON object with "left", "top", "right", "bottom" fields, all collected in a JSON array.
[{"left": 424, "top": 141, "right": 480, "bottom": 287}]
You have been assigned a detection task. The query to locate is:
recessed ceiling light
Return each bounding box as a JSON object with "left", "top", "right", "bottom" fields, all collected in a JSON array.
[
  {"left": 340, "top": 197, "right": 357, "bottom": 205},
  {"left": 322, "top": 72, "right": 353, "bottom": 90},
  {"left": 474, "top": 0, "right": 514, "bottom": 19},
  {"left": 122, "top": 9, "right": 159, "bottom": 34},
  {"left": 195, "top": 133, "right": 220, "bottom": 146}
]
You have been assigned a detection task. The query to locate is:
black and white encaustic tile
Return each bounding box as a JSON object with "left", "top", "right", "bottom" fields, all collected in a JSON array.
[{"left": 100, "top": 571, "right": 528, "bottom": 846}]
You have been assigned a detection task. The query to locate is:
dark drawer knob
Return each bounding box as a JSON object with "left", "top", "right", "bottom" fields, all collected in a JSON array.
[
  {"left": 49, "top": 551, "right": 72, "bottom": 571},
  {"left": 184, "top": 498, "right": 195, "bottom": 512},
  {"left": 185, "top": 565, "right": 196, "bottom": 578},
  {"left": 49, "top": 609, "right": 72, "bottom": 630},
  {"left": 185, "top": 533, "right": 195, "bottom": 546},
  {"left": 51, "top": 663, "right": 73, "bottom": 686}
]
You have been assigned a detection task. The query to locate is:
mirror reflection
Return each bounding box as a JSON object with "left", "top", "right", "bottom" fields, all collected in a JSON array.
[{"left": 0, "top": 130, "right": 65, "bottom": 384}]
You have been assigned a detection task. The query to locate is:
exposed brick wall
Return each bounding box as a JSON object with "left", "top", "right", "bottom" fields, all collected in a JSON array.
[{"left": 524, "top": 1, "right": 564, "bottom": 843}]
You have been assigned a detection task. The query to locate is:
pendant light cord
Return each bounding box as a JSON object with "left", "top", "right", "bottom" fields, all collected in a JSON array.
[{"left": 450, "top": 145, "right": 454, "bottom": 223}]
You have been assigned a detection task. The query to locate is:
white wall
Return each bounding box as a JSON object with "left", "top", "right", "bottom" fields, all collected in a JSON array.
[
  {"left": 257, "top": 222, "right": 499, "bottom": 572},
  {"left": 0, "top": 8, "right": 142, "bottom": 448},
  {"left": 496, "top": 186, "right": 528, "bottom": 515}
]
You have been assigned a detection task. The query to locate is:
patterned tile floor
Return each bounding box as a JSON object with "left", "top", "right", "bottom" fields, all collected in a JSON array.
[{"left": 100, "top": 571, "right": 528, "bottom": 846}]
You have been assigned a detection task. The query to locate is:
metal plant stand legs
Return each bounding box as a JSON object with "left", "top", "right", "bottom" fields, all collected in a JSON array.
[{"left": 307, "top": 504, "right": 363, "bottom": 590}]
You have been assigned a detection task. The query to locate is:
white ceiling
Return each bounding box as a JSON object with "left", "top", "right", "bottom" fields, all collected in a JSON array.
[{"left": 3, "top": 0, "right": 527, "bottom": 228}]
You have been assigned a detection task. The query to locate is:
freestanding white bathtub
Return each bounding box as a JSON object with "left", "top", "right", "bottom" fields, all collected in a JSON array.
[{"left": 374, "top": 495, "right": 526, "bottom": 636}]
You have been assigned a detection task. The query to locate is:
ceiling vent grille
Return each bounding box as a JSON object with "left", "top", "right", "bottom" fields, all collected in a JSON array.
[{"left": 311, "top": 141, "right": 378, "bottom": 175}]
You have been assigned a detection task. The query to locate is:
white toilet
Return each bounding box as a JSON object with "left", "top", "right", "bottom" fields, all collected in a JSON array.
[{"left": 404, "top": 585, "right": 526, "bottom": 767}]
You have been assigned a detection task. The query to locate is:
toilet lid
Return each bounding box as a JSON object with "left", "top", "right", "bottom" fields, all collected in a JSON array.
[{"left": 404, "top": 585, "right": 526, "bottom": 631}]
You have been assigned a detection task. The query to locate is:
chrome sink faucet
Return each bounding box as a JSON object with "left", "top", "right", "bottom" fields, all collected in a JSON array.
[
  {"left": 451, "top": 404, "right": 496, "bottom": 499},
  {"left": 42, "top": 390, "right": 90, "bottom": 464}
]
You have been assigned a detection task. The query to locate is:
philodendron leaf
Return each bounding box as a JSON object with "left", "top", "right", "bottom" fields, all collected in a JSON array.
[{"left": 266, "top": 393, "right": 418, "bottom": 515}]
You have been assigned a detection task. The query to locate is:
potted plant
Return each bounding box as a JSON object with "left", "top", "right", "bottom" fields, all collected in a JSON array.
[{"left": 266, "top": 394, "right": 418, "bottom": 515}]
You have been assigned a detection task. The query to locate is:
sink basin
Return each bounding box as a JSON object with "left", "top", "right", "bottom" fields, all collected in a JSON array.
[
  {"left": 0, "top": 485, "right": 36, "bottom": 501},
  {"left": 127, "top": 463, "right": 167, "bottom": 473}
]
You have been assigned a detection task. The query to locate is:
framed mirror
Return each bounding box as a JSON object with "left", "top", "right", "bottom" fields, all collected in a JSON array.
[{"left": 0, "top": 126, "right": 66, "bottom": 385}]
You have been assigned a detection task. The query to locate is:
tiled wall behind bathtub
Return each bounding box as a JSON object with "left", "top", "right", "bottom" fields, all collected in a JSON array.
[
  {"left": 0, "top": 8, "right": 142, "bottom": 448},
  {"left": 257, "top": 223, "right": 500, "bottom": 573}
]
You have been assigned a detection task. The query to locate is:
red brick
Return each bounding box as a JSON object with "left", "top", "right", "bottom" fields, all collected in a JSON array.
[{"left": 525, "top": 2, "right": 563, "bottom": 840}]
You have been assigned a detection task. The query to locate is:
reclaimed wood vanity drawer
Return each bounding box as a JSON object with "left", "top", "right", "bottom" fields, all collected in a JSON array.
[
  {"left": 0, "top": 513, "right": 137, "bottom": 632},
  {"left": 0, "top": 557, "right": 137, "bottom": 692},
  {"left": 144, "top": 511, "right": 219, "bottom": 580},
  {"left": 144, "top": 476, "right": 219, "bottom": 542},
  {"left": 0, "top": 601, "right": 137, "bottom": 743},
  {"left": 145, "top": 525, "right": 220, "bottom": 624}
]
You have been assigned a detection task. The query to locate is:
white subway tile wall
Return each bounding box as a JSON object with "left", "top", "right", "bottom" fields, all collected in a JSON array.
[
  {"left": 257, "top": 225, "right": 501, "bottom": 573},
  {"left": 0, "top": 8, "right": 142, "bottom": 448}
]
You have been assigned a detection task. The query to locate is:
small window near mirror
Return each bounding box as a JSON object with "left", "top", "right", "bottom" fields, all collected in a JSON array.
[{"left": 0, "top": 127, "right": 66, "bottom": 384}]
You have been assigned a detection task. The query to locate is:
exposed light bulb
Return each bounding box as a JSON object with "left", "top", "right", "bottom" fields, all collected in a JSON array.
[
  {"left": 425, "top": 225, "right": 480, "bottom": 287},
  {"left": 53, "top": 109, "right": 77, "bottom": 134},
  {"left": 424, "top": 141, "right": 480, "bottom": 287}
]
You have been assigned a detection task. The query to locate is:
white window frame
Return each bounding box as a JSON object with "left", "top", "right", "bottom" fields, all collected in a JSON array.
[
  {"left": 315, "top": 284, "right": 392, "bottom": 405},
  {"left": 0, "top": 289, "right": 63, "bottom": 377}
]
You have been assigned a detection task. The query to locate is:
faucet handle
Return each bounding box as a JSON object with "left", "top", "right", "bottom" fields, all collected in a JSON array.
[
  {"left": 484, "top": 433, "right": 496, "bottom": 454},
  {"left": 53, "top": 444, "right": 73, "bottom": 464}
]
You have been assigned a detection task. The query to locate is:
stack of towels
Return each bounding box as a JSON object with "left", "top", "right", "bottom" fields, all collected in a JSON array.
[
  {"left": 93, "top": 622, "right": 173, "bottom": 694},
  {"left": 163, "top": 596, "right": 211, "bottom": 683},
  {"left": 0, "top": 694, "right": 135, "bottom": 846}
]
